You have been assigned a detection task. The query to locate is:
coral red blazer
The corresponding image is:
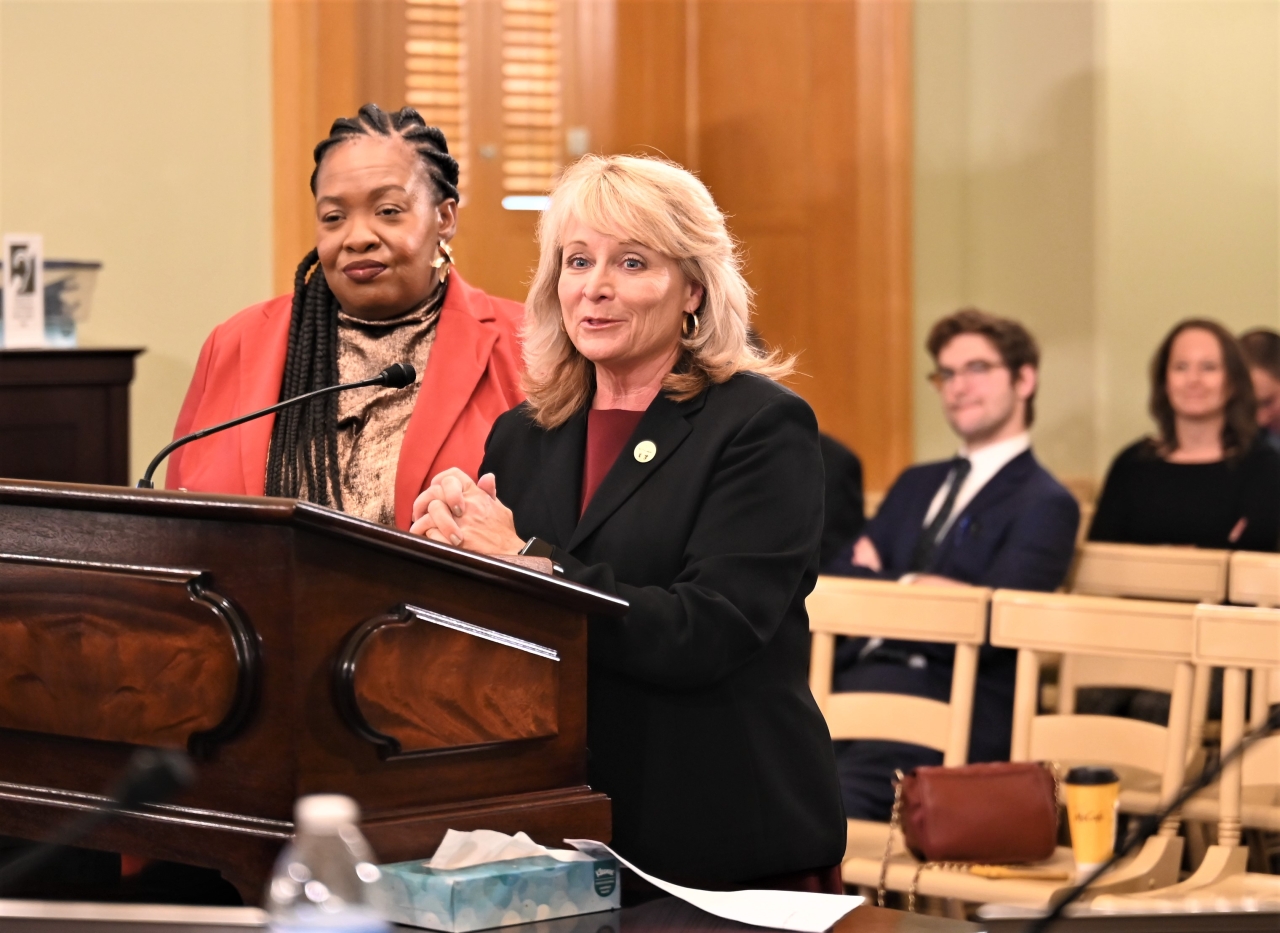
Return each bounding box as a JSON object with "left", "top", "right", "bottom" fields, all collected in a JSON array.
[{"left": 166, "top": 273, "right": 524, "bottom": 529}]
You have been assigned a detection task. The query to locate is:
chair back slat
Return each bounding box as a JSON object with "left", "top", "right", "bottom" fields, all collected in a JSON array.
[
  {"left": 1194, "top": 604, "right": 1280, "bottom": 668},
  {"left": 1029, "top": 714, "right": 1169, "bottom": 778},
  {"left": 991, "top": 590, "right": 1195, "bottom": 659},
  {"left": 823, "top": 693, "right": 952, "bottom": 750},
  {"left": 1059, "top": 655, "right": 1178, "bottom": 694},
  {"left": 1228, "top": 552, "right": 1280, "bottom": 609},
  {"left": 807, "top": 577, "right": 988, "bottom": 643},
  {"left": 1071, "top": 543, "right": 1229, "bottom": 603}
]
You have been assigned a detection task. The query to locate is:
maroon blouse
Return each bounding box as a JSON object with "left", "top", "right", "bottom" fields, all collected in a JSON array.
[{"left": 581, "top": 408, "right": 646, "bottom": 516}]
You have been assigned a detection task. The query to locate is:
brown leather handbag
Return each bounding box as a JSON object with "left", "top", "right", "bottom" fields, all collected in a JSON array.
[{"left": 879, "top": 761, "right": 1060, "bottom": 908}]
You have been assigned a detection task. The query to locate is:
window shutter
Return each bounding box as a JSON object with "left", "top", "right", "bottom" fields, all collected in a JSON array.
[
  {"left": 502, "top": 0, "right": 561, "bottom": 195},
  {"left": 406, "top": 0, "right": 469, "bottom": 195}
]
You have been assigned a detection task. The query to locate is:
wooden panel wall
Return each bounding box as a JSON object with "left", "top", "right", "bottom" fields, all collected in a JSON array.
[
  {"left": 271, "top": 0, "right": 913, "bottom": 488},
  {"left": 602, "top": 0, "right": 914, "bottom": 490},
  {"left": 272, "top": 0, "right": 406, "bottom": 295}
]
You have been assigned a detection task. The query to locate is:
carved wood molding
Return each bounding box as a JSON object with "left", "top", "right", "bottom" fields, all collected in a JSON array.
[
  {"left": 0, "top": 778, "right": 292, "bottom": 840},
  {"left": 334, "top": 603, "right": 561, "bottom": 760},
  {"left": 0, "top": 553, "right": 260, "bottom": 757}
]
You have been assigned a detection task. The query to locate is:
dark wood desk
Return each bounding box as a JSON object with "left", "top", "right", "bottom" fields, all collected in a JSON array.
[
  {"left": 0, "top": 895, "right": 1277, "bottom": 933},
  {"left": 618, "top": 897, "right": 983, "bottom": 932},
  {"left": 0, "top": 897, "right": 983, "bottom": 933},
  {"left": 0, "top": 349, "right": 141, "bottom": 486},
  {"left": 980, "top": 911, "right": 1280, "bottom": 932}
]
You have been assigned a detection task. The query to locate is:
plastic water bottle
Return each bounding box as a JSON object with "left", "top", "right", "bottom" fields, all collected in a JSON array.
[{"left": 266, "top": 795, "right": 391, "bottom": 933}]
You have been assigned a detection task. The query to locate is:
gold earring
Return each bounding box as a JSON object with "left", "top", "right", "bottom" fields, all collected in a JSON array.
[
  {"left": 682, "top": 312, "right": 701, "bottom": 339},
  {"left": 431, "top": 241, "right": 455, "bottom": 283}
]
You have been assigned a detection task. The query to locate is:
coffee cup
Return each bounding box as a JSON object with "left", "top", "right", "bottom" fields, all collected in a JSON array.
[{"left": 1064, "top": 765, "right": 1121, "bottom": 879}]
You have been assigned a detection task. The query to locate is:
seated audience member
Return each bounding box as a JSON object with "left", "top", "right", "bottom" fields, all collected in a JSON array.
[
  {"left": 1089, "top": 319, "right": 1280, "bottom": 552},
  {"left": 748, "top": 327, "right": 866, "bottom": 564},
  {"left": 167, "top": 104, "right": 523, "bottom": 528},
  {"left": 825, "top": 309, "right": 1079, "bottom": 821},
  {"left": 1240, "top": 327, "right": 1280, "bottom": 455},
  {"left": 819, "top": 434, "right": 866, "bottom": 567}
]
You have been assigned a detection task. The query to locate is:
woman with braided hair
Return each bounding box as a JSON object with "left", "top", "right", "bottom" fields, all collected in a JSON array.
[{"left": 167, "top": 104, "right": 523, "bottom": 527}]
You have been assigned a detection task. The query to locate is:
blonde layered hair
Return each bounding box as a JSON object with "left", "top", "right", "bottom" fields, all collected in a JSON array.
[{"left": 522, "top": 154, "right": 793, "bottom": 428}]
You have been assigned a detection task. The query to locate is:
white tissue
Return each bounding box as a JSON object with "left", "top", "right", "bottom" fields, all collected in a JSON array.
[
  {"left": 427, "top": 829, "right": 591, "bottom": 870},
  {"left": 565, "top": 839, "right": 863, "bottom": 933}
]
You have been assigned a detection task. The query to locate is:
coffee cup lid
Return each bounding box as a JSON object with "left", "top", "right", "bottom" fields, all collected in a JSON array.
[{"left": 1065, "top": 765, "right": 1120, "bottom": 785}]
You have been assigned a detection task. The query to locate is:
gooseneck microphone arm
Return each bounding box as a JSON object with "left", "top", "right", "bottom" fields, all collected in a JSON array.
[
  {"left": 0, "top": 749, "right": 194, "bottom": 895},
  {"left": 136, "top": 362, "right": 417, "bottom": 489},
  {"left": 1026, "top": 704, "right": 1280, "bottom": 933}
]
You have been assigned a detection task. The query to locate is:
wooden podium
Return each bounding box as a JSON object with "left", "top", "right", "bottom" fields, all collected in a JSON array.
[{"left": 0, "top": 479, "right": 624, "bottom": 902}]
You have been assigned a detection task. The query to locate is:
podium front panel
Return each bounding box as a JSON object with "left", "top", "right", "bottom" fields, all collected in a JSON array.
[{"left": 0, "top": 481, "right": 621, "bottom": 901}]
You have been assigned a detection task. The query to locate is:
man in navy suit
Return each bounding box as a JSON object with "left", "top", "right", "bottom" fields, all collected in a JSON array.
[{"left": 825, "top": 308, "right": 1079, "bottom": 821}]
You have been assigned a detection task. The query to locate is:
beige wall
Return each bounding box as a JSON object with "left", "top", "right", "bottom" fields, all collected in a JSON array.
[
  {"left": 0, "top": 0, "right": 272, "bottom": 484},
  {"left": 4, "top": 0, "right": 1277, "bottom": 491},
  {"left": 914, "top": 0, "right": 1280, "bottom": 489}
]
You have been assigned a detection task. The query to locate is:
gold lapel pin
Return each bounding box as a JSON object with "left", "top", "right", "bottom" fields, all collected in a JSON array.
[{"left": 633, "top": 440, "right": 657, "bottom": 463}]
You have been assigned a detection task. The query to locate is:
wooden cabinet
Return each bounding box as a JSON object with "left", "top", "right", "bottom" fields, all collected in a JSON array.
[{"left": 0, "top": 349, "right": 141, "bottom": 487}]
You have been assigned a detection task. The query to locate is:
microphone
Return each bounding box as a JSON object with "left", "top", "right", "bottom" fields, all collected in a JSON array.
[
  {"left": 1025, "top": 704, "right": 1280, "bottom": 932},
  {"left": 0, "top": 749, "right": 195, "bottom": 894},
  {"left": 136, "top": 362, "right": 418, "bottom": 489}
]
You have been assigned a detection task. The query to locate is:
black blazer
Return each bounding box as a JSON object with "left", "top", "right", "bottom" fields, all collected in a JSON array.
[
  {"left": 480, "top": 373, "right": 846, "bottom": 886},
  {"left": 832, "top": 449, "right": 1079, "bottom": 592}
]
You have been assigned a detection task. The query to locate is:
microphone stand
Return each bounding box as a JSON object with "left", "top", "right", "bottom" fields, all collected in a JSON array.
[
  {"left": 0, "top": 749, "right": 194, "bottom": 895},
  {"left": 136, "top": 364, "right": 415, "bottom": 489},
  {"left": 1025, "top": 705, "right": 1280, "bottom": 932}
]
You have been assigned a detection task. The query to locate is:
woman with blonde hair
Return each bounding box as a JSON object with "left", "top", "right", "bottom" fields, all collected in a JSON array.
[{"left": 410, "top": 154, "right": 846, "bottom": 894}]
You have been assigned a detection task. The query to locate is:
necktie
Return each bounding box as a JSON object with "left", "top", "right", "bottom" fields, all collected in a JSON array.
[{"left": 910, "top": 457, "right": 972, "bottom": 572}]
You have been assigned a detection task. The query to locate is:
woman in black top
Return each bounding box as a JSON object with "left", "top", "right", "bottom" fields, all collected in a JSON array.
[
  {"left": 1090, "top": 318, "right": 1280, "bottom": 552},
  {"left": 408, "top": 155, "right": 846, "bottom": 892}
]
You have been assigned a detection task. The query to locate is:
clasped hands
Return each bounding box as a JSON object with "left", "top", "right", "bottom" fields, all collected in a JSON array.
[{"left": 409, "top": 468, "right": 525, "bottom": 556}]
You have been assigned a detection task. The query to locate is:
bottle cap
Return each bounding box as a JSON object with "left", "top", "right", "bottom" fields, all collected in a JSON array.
[
  {"left": 1064, "top": 766, "right": 1120, "bottom": 786},
  {"left": 295, "top": 794, "right": 360, "bottom": 833}
]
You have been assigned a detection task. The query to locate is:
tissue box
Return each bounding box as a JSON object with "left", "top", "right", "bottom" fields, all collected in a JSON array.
[{"left": 378, "top": 853, "right": 621, "bottom": 932}]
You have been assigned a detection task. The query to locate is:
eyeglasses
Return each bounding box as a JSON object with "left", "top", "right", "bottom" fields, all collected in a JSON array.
[{"left": 928, "top": 360, "right": 1008, "bottom": 387}]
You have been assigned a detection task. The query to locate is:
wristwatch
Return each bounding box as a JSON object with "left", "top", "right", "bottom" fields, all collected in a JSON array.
[{"left": 518, "top": 537, "right": 556, "bottom": 559}]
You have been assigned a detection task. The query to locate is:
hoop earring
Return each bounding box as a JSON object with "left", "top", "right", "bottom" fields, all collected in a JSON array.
[
  {"left": 682, "top": 312, "right": 701, "bottom": 339},
  {"left": 431, "top": 240, "right": 455, "bottom": 284}
]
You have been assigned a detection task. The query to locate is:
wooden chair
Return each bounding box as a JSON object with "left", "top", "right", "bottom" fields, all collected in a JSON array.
[
  {"left": 1227, "top": 551, "right": 1280, "bottom": 728},
  {"left": 807, "top": 576, "right": 989, "bottom": 896},
  {"left": 1178, "top": 595, "right": 1280, "bottom": 839},
  {"left": 899, "top": 590, "right": 1196, "bottom": 908},
  {"left": 1090, "top": 604, "right": 1280, "bottom": 913},
  {"left": 1058, "top": 544, "right": 1222, "bottom": 770}
]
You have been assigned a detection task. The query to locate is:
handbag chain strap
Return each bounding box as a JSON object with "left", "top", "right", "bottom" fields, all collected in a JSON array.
[
  {"left": 908, "top": 861, "right": 967, "bottom": 913},
  {"left": 880, "top": 760, "right": 1061, "bottom": 913},
  {"left": 877, "top": 769, "right": 906, "bottom": 908}
]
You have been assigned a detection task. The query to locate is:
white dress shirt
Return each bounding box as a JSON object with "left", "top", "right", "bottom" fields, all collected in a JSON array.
[{"left": 921, "top": 432, "right": 1031, "bottom": 541}]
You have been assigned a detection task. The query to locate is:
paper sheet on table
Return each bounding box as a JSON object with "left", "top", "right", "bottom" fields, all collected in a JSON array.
[
  {"left": 428, "top": 829, "right": 592, "bottom": 870},
  {"left": 565, "top": 839, "right": 863, "bottom": 933}
]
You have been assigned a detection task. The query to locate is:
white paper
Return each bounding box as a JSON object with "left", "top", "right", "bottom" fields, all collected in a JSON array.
[
  {"left": 428, "top": 829, "right": 591, "bottom": 870},
  {"left": 3, "top": 234, "right": 44, "bottom": 347},
  {"left": 565, "top": 839, "right": 863, "bottom": 933}
]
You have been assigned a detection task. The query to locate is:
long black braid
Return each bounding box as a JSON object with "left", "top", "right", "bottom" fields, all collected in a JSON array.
[{"left": 264, "top": 103, "right": 461, "bottom": 507}]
